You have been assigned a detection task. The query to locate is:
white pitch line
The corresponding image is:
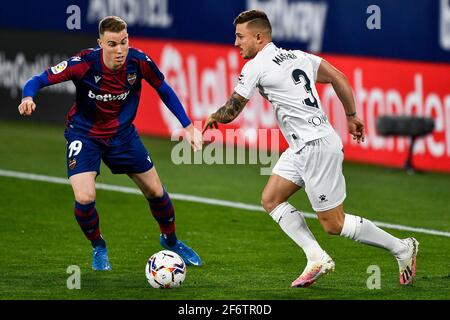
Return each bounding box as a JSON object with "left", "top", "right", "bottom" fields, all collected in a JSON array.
[{"left": 1, "top": 168, "right": 450, "bottom": 238}]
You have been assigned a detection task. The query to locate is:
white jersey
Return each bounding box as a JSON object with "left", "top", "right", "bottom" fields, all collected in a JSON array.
[{"left": 234, "top": 42, "right": 335, "bottom": 152}]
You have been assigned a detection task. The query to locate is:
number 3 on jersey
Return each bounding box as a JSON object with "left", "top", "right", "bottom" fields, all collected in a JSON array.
[
  {"left": 291, "top": 69, "right": 319, "bottom": 108},
  {"left": 68, "top": 140, "right": 83, "bottom": 158}
]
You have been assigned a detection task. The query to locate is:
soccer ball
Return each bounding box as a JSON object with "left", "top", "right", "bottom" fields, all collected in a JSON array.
[{"left": 145, "top": 250, "right": 186, "bottom": 289}]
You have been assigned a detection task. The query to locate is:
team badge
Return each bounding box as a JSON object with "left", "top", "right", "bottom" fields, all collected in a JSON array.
[
  {"left": 127, "top": 73, "right": 137, "bottom": 85},
  {"left": 69, "top": 158, "right": 77, "bottom": 170},
  {"left": 51, "top": 61, "right": 68, "bottom": 74}
]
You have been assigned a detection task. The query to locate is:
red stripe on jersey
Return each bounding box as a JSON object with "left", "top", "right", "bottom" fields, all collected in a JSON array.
[
  {"left": 88, "top": 56, "right": 127, "bottom": 138},
  {"left": 47, "top": 61, "right": 91, "bottom": 84},
  {"left": 138, "top": 59, "right": 163, "bottom": 89},
  {"left": 77, "top": 49, "right": 95, "bottom": 57}
]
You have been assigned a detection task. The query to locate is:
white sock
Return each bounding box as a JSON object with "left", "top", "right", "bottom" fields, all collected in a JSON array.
[
  {"left": 270, "top": 202, "right": 324, "bottom": 261},
  {"left": 340, "top": 213, "right": 407, "bottom": 257}
]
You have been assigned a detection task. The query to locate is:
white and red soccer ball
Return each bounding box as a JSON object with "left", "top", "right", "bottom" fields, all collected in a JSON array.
[{"left": 145, "top": 250, "right": 186, "bottom": 289}]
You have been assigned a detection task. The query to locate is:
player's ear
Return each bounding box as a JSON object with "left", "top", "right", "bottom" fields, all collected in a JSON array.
[
  {"left": 97, "top": 38, "right": 102, "bottom": 48},
  {"left": 255, "top": 32, "right": 262, "bottom": 43}
]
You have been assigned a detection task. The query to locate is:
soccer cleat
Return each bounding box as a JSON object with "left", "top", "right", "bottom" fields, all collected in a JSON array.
[
  {"left": 159, "top": 234, "right": 202, "bottom": 266},
  {"left": 396, "top": 237, "right": 419, "bottom": 285},
  {"left": 92, "top": 245, "right": 112, "bottom": 271},
  {"left": 291, "top": 251, "right": 335, "bottom": 288}
]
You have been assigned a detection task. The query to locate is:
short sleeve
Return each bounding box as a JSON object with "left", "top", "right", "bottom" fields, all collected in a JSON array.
[
  {"left": 304, "top": 52, "right": 323, "bottom": 81},
  {"left": 234, "top": 60, "right": 261, "bottom": 100}
]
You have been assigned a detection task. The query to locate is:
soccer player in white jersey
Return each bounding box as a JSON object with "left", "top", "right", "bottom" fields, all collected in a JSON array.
[{"left": 203, "top": 10, "right": 418, "bottom": 287}]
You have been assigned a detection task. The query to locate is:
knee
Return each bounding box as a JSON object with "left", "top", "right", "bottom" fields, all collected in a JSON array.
[
  {"left": 261, "top": 193, "right": 281, "bottom": 213},
  {"left": 317, "top": 206, "right": 345, "bottom": 235},
  {"left": 320, "top": 220, "right": 344, "bottom": 235},
  {"left": 145, "top": 184, "right": 164, "bottom": 199},
  {"left": 75, "top": 192, "right": 96, "bottom": 205}
]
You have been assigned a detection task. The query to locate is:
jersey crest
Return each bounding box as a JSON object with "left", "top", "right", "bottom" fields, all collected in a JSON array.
[{"left": 127, "top": 73, "right": 137, "bottom": 85}]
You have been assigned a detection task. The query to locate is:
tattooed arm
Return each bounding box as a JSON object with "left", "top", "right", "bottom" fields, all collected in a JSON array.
[
  {"left": 212, "top": 91, "right": 249, "bottom": 123},
  {"left": 202, "top": 91, "right": 249, "bottom": 133}
]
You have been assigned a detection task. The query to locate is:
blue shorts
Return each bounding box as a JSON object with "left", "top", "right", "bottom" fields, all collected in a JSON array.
[{"left": 64, "top": 128, "right": 154, "bottom": 178}]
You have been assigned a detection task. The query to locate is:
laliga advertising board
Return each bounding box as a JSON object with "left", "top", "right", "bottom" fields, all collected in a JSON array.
[{"left": 131, "top": 37, "right": 450, "bottom": 173}]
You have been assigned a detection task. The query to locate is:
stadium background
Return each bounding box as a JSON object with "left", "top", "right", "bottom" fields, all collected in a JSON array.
[
  {"left": 1, "top": 0, "right": 450, "bottom": 171},
  {"left": 1, "top": 0, "right": 449, "bottom": 302}
]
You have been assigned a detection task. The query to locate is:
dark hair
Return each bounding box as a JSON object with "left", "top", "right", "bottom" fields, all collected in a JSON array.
[
  {"left": 233, "top": 10, "right": 272, "bottom": 33},
  {"left": 98, "top": 16, "right": 127, "bottom": 36}
]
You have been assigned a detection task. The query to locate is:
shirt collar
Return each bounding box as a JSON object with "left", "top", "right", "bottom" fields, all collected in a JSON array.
[{"left": 261, "top": 42, "right": 275, "bottom": 52}]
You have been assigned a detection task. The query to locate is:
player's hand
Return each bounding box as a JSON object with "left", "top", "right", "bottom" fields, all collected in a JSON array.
[
  {"left": 18, "top": 97, "right": 36, "bottom": 116},
  {"left": 347, "top": 115, "right": 365, "bottom": 143},
  {"left": 184, "top": 123, "right": 203, "bottom": 152},
  {"left": 202, "top": 115, "right": 218, "bottom": 134}
]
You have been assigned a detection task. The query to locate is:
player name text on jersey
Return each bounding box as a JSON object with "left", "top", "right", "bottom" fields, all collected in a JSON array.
[{"left": 272, "top": 52, "right": 298, "bottom": 66}]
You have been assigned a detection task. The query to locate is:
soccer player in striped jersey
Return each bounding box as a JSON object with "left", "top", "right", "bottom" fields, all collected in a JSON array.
[
  {"left": 203, "top": 10, "right": 418, "bottom": 287},
  {"left": 18, "top": 16, "right": 202, "bottom": 270}
]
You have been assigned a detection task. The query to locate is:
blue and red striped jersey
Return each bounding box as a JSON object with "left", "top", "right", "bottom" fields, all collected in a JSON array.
[{"left": 43, "top": 47, "right": 165, "bottom": 139}]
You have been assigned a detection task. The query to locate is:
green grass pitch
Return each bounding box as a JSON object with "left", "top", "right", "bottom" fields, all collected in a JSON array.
[{"left": 0, "top": 120, "right": 449, "bottom": 300}]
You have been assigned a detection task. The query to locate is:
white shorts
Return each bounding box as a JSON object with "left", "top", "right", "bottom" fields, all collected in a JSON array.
[{"left": 272, "top": 131, "right": 346, "bottom": 212}]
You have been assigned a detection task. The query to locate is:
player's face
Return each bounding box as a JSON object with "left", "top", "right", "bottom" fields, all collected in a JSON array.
[
  {"left": 98, "top": 29, "right": 129, "bottom": 70},
  {"left": 234, "top": 23, "right": 258, "bottom": 59}
]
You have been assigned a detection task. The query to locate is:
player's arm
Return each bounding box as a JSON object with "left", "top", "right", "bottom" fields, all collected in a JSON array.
[
  {"left": 202, "top": 92, "right": 249, "bottom": 133},
  {"left": 316, "top": 59, "right": 365, "bottom": 143},
  {"left": 203, "top": 59, "right": 256, "bottom": 133},
  {"left": 140, "top": 51, "right": 202, "bottom": 151},
  {"left": 19, "top": 56, "right": 88, "bottom": 117},
  {"left": 156, "top": 81, "right": 191, "bottom": 128},
  {"left": 18, "top": 72, "right": 49, "bottom": 116},
  {"left": 155, "top": 81, "right": 202, "bottom": 151}
]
